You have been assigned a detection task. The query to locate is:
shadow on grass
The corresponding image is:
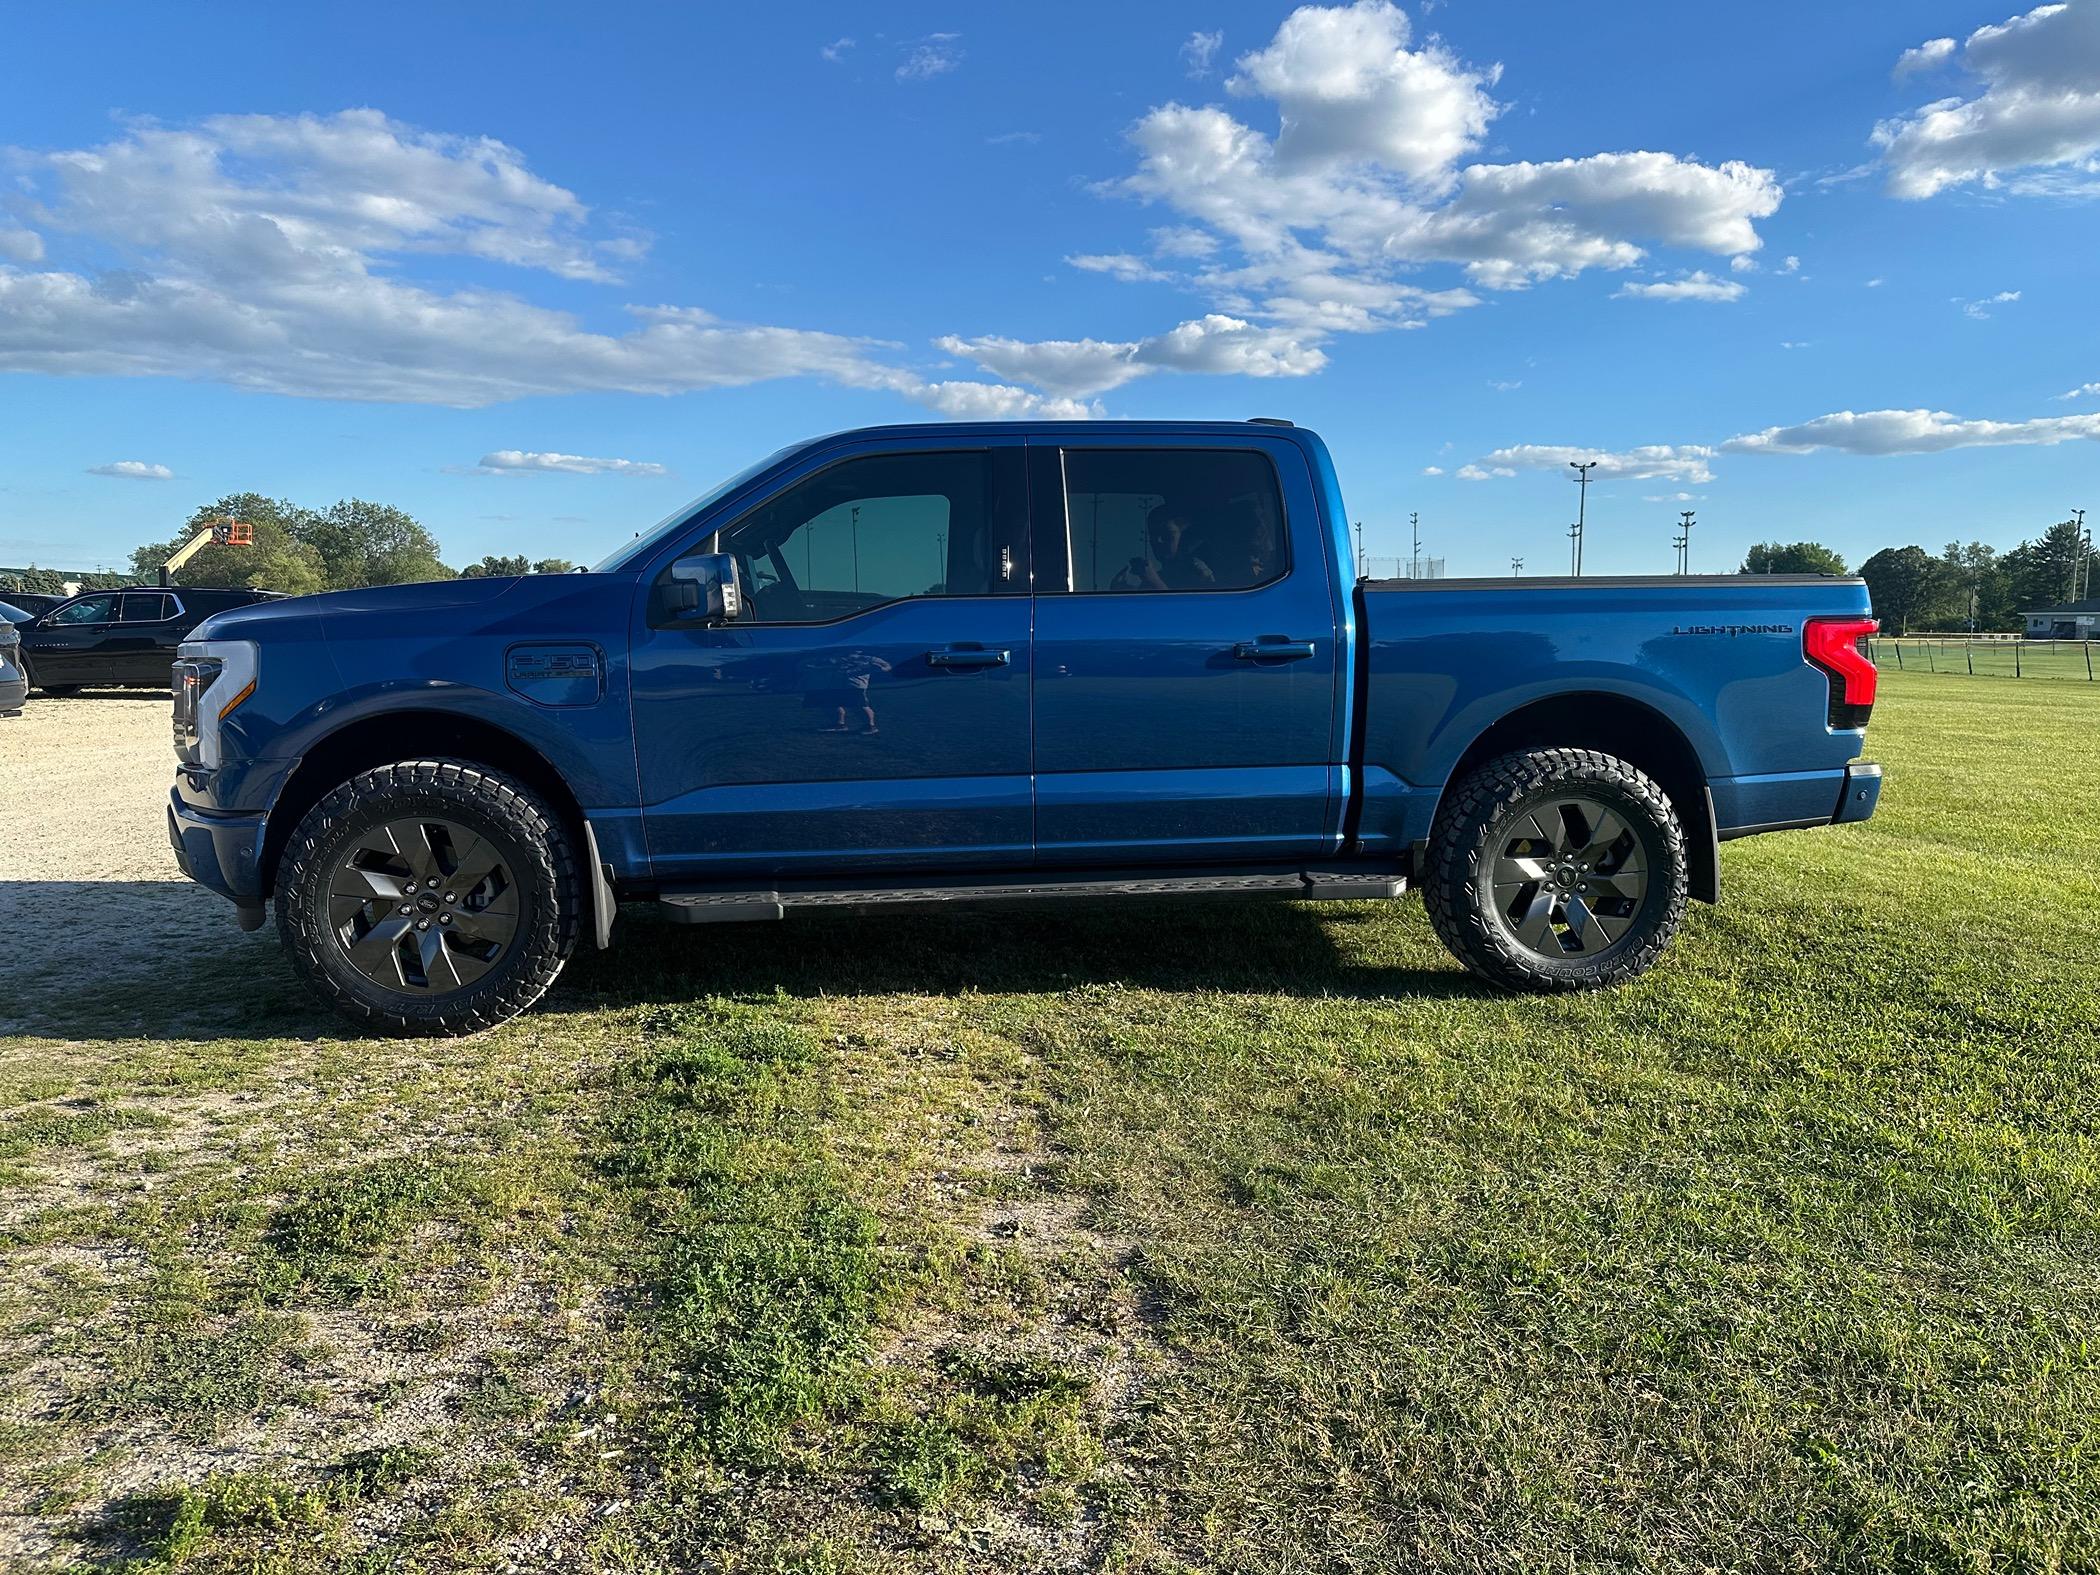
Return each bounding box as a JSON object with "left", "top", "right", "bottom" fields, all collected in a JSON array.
[
  {"left": 0, "top": 881, "right": 1484, "bottom": 1045},
  {"left": 551, "top": 896, "right": 1484, "bottom": 1015}
]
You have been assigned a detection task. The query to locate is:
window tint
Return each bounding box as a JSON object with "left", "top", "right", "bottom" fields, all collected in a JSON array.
[
  {"left": 120, "top": 593, "right": 174, "bottom": 623},
  {"left": 1063, "top": 449, "right": 1286, "bottom": 593},
  {"left": 48, "top": 594, "right": 117, "bottom": 625},
  {"left": 718, "top": 450, "right": 1011, "bottom": 624}
]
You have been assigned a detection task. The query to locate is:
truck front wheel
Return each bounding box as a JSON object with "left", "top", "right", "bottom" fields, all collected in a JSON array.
[
  {"left": 1422, "top": 747, "right": 1687, "bottom": 992},
  {"left": 275, "top": 759, "right": 580, "bottom": 1035}
]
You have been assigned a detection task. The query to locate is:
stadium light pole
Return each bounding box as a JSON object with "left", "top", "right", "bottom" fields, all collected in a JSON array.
[
  {"left": 1410, "top": 512, "right": 1421, "bottom": 579},
  {"left": 1568, "top": 460, "right": 1597, "bottom": 575},
  {"left": 1568, "top": 522, "right": 1581, "bottom": 575},
  {"left": 1510, "top": 556, "right": 1523, "bottom": 577},
  {"left": 1678, "top": 510, "right": 1696, "bottom": 574},
  {"left": 1354, "top": 519, "right": 1366, "bottom": 580}
]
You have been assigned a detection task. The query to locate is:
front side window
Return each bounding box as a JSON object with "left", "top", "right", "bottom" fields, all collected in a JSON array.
[
  {"left": 48, "top": 594, "right": 117, "bottom": 625},
  {"left": 1063, "top": 449, "right": 1286, "bottom": 594},
  {"left": 715, "top": 450, "right": 1014, "bottom": 624}
]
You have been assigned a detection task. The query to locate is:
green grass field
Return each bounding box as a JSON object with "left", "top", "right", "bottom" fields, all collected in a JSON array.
[{"left": 3, "top": 668, "right": 2097, "bottom": 1572}]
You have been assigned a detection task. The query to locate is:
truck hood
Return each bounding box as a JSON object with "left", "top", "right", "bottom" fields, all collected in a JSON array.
[{"left": 191, "top": 577, "right": 522, "bottom": 641}]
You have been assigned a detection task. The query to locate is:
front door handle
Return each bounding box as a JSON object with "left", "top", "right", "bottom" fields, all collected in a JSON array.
[
  {"left": 1233, "top": 639, "right": 1316, "bottom": 661},
  {"left": 926, "top": 646, "right": 1011, "bottom": 669}
]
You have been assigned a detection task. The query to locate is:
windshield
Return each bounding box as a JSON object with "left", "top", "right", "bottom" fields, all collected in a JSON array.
[{"left": 592, "top": 441, "right": 815, "bottom": 573}]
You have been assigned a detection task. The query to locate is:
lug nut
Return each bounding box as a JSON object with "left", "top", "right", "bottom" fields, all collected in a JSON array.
[
  {"left": 445, "top": 892, "right": 457, "bottom": 904},
  {"left": 439, "top": 914, "right": 452, "bottom": 925},
  {"left": 405, "top": 882, "right": 417, "bottom": 893},
  {"left": 399, "top": 904, "right": 412, "bottom": 915},
  {"left": 416, "top": 920, "right": 430, "bottom": 931}
]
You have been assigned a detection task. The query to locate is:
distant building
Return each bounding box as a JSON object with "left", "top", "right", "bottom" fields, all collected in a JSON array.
[{"left": 2024, "top": 599, "right": 2100, "bottom": 638}]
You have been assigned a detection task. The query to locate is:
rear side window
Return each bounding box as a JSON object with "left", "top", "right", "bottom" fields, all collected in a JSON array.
[
  {"left": 1061, "top": 449, "right": 1286, "bottom": 593},
  {"left": 119, "top": 593, "right": 174, "bottom": 623}
]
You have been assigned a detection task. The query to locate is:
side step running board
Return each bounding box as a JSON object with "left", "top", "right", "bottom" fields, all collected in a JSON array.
[{"left": 657, "top": 867, "right": 1406, "bottom": 925}]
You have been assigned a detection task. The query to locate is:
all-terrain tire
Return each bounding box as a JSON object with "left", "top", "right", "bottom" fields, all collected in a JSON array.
[
  {"left": 275, "top": 759, "right": 580, "bottom": 1035},
  {"left": 1422, "top": 747, "right": 1687, "bottom": 993}
]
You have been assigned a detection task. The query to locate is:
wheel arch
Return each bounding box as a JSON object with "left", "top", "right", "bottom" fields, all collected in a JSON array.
[
  {"left": 261, "top": 708, "right": 607, "bottom": 929},
  {"left": 1433, "top": 691, "right": 1719, "bottom": 902}
]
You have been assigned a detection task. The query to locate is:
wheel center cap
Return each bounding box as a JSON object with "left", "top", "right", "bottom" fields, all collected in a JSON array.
[{"left": 417, "top": 892, "right": 442, "bottom": 914}]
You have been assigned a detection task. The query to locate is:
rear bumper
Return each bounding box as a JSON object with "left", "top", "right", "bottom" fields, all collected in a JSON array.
[
  {"left": 1832, "top": 761, "right": 1882, "bottom": 825},
  {"left": 0, "top": 650, "right": 24, "bottom": 714},
  {"left": 168, "top": 791, "right": 269, "bottom": 928},
  {"left": 1714, "top": 760, "right": 1880, "bottom": 840}
]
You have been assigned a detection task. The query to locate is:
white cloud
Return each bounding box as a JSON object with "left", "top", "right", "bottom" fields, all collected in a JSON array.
[
  {"left": 1731, "top": 254, "right": 1758, "bottom": 273},
  {"left": 1149, "top": 225, "right": 1220, "bottom": 259},
  {"left": 2058, "top": 381, "right": 2100, "bottom": 399},
  {"left": 86, "top": 460, "right": 173, "bottom": 479},
  {"left": 1487, "top": 378, "right": 1521, "bottom": 391},
  {"left": 1959, "top": 288, "right": 2021, "bottom": 318},
  {"left": 1643, "top": 491, "right": 1701, "bottom": 503},
  {"left": 907, "top": 380, "right": 1099, "bottom": 420},
  {"left": 1421, "top": 464, "right": 1446, "bottom": 475},
  {"left": 1866, "top": 276, "right": 1886, "bottom": 287},
  {"left": 0, "top": 111, "right": 1074, "bottom": 419},
  {"left": 1895, "top": 37, "right": 1958, "bottom": 78},
  {"left": 820, "top": 36, "right": 855, "bottom": 63},
  {"left": 1779, "top": 254, "right": 1800, "bottom": 273},
  {"left": 1066, "top": 252, "right": 1173, "bottom": 283},
  {"left": 0, "top": 228, "right": 42, "bottom": 263},
  {"left": 1721, "top": 406, "right": 2100, "bottom": 457},
  {"left": 1874, "top": 2, "right": 2100, "bottom": 198},
  {"left": 1455, "top": 463, "right": 1514, "bottom": 480},
  {"left": 1226, "top": 0, "right": 1500, "bottom": 185},
  {"left": 1613, "top": 270, "right": 1747, "bottom": 302},
  {"left": 937, "top": 313, "right": 1327, "bottom": 397},
  {"left": 897, "top": 34, "right": 963, "bottom": 82},
  {"left": 476, "top": 450, "right": 668, "bottom": 477},
  {"left": 1049, "top": 0, "right": 1777, "bottom": 386},
  {"left": 1182, "top": 29, "right": 1224, "bottom": 78},
  {"left": 1470, "top": 444, "right": 1719, "bottom": 484}
]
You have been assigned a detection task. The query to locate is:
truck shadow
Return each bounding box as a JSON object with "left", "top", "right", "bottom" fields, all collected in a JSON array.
[
  {"left": 553, "top": 898, "right": 1487, "bottom": 1015},
  {"left": 0, "top": 883, "right": 1485, "bottom": 1045}
]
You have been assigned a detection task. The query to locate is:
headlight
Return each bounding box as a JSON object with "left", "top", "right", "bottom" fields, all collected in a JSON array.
[{"left": 172, "top": 639, "right": 258, "bottom": 769}]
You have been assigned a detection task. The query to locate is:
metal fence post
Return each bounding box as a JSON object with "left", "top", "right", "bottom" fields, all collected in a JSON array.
[
  {"left": 2087, "top": 641, "right": 2094, "bottom": 682},
  {"left": 2015, "top": 642, "right": 2022, "bottom": 678},
  {"left": 1925, "top": 642, "right": 1935, "bottom": 672},
  {"left": 1966, "top": 642, "right": 1973, "bottom": 675},
  {"left": 1894, "top": 640, "right": 1904, "bottom": 669}
]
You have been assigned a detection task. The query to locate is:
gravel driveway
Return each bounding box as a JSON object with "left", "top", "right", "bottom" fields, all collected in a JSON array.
[{"left": 0, "top": 693, "right": 279, "bottom": 1034}]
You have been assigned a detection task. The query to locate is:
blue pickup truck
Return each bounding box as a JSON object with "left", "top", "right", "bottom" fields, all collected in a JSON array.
[{"left": 168, "top": 420, "right": 1882, "bottom": 1034}]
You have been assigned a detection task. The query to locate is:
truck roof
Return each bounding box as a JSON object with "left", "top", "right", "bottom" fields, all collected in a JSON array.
[{"left": 800, "top": 418, "right": 1311, "bottom": 443}]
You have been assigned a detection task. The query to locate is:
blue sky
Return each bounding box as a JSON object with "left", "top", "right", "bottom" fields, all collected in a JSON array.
[{"left": 1, "top": 0, "right": 2095, "bottom": 577}]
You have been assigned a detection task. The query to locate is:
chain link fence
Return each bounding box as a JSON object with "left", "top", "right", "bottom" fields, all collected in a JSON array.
[{"left": 1867, "top": 637, "right": 2097, "bottom": 681}]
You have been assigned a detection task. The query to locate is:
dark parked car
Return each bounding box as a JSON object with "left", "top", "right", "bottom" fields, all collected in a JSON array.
[
  {"left": 0, "top": 605, "right": 25, "bottom": 715},
  {"left": 1, "top": 592, "right": 68, "bottom": 618},
  {"left": 20, "top": 586, "right": 283, "bottom": 695}
]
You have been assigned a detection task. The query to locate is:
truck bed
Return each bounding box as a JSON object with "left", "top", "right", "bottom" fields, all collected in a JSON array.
[{"left": 1351, "top": 573, "right": 1875, "bottom": 855}]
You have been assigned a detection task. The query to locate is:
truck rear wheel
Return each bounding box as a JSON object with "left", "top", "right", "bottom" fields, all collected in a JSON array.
[
  {"left": 275, "top": 759, "right": 580, "bottom": 1035},
  {"left": 1422, "top": 748, "right": 1687, "bottom": 992}
]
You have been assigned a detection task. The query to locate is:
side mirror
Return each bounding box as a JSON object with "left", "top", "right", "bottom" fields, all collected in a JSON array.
[{"left": 668, "top": 552, "right": 741, "bottom": 623}]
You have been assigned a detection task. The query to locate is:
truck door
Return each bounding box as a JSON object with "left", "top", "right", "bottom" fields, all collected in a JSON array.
[
  {"left": 630, "top": 439, "right": 1034, "bottom": 879},
  {"left": 1029, "top": 438, "right": 1345, "bottom": 864},
  {"left": 27, "top": 593, "right": 121, "bottom": 686}
]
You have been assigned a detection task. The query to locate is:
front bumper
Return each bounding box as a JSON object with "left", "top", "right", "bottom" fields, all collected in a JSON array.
[{"left": 168, "top": 791, "right": 270, "bottom": 929}]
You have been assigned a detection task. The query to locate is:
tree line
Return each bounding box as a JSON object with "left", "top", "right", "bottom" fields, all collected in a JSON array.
[
  {"left": 1742, "top": 518, "right": 2088, "bottom": 633},
  {"left": 0, "top": 494, "right": 579, "bottom": 602}
]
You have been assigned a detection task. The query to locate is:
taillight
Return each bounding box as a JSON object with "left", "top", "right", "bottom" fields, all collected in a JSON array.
[{"left": 1805, "top": 616, "right": 1879, "bottom": 730}]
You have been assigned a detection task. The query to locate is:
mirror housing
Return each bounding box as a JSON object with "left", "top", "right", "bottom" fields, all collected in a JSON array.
[{"left": 668, "top": 552, "right": 741, "bottom": 623}]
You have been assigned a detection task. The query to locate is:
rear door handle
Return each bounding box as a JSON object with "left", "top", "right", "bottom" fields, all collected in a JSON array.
[
  {"left": 926, "top": 646, "right": 1011, "bottom": 668},
  {"left": 1233, "top": 639, "right": 1316, "bottom": 661}
]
